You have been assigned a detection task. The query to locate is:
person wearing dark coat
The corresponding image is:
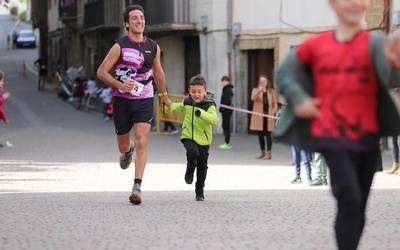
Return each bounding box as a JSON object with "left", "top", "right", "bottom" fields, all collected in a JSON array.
[{"left": 218, "top": 76, "right": 234, "bottom": 150}]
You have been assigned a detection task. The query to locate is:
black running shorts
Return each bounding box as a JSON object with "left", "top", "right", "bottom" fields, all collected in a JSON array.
[{"left": 113, "top": 97, "right": 154, "bottom": 135}]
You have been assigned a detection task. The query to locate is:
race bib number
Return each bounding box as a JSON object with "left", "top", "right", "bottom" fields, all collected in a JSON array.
[{"left": 130, "top": 81, "right": 144, "bottom": 96}]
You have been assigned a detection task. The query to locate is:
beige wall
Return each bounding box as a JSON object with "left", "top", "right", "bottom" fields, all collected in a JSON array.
[
  {"left": 366, "top": 0, "right": 385, "bottom": 28},
  {"left": 234, "top": 0, "right": 336, "bottom": 30},
  {"left": 156, "top": 37, "right": 186, "bottom": 95}
]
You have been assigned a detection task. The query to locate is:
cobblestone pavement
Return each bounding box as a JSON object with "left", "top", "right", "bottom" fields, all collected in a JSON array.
[{"left": 0, "top": 190, "right": 399, "bottom": 250}]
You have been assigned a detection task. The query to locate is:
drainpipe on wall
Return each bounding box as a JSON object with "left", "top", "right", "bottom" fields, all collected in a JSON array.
[{"left": 384, "top": 0, "right": 391, "bottom": 33}]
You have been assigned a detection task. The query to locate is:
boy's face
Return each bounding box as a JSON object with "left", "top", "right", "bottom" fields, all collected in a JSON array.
[
  {"left": 189, "top": 85, "right": 206, "bottom": 103},
  {"left": 330, "top": 0, "right": 370, "bottom": 26}
]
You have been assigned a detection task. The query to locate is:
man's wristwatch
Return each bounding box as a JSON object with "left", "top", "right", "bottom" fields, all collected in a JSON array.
[{"left": 158, "top": 92, "right": 168, "bottom": 97}]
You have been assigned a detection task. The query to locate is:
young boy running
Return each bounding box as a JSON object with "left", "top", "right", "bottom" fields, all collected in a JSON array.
[
  {"left": 275, "top": 0, "right": 400, "bottom": 249},
  {"left": 0, "top": 70, "right": 11, "bottom": 124},
  {"left": 169, "top": 75, "right": 219, "bottom": 201}
]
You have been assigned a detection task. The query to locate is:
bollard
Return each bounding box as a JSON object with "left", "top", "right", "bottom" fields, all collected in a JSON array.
[{"left": 22, "top": 60, "right": 26, "bottom": 79}]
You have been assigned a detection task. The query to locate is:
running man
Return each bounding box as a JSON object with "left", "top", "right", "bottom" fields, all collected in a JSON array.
[{"left": 97, "top": 5, "right": 171, "bottom": 205}]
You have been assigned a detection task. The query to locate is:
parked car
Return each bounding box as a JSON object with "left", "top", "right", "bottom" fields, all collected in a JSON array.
[{"left": 16, "top": 30, "right": 36, "bottom": 48}]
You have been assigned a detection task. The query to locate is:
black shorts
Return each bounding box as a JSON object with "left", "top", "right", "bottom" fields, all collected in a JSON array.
[{"left": 113, "top": 97, "right": 154, "bottom": 135}]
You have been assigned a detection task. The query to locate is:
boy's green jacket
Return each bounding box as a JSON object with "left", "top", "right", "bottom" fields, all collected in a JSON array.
[
  {"left": 274, "top": 31, "right": 400, "bottom": 151},
  {"left": 171, "top": 94, "right": 219, "bottom": 146}
]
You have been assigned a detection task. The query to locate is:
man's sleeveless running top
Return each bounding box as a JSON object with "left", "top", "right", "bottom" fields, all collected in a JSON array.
[{"left": 113, "top": 35, "right": 157, "bottom": 99}]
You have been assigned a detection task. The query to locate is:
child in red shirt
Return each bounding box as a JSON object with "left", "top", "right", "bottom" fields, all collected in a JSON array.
[
  {"left": 0, "top": 70, "right": 11, "bottom": 124},
  {"left": 276, "top": 0, "right": 400, "bottom": 249}
]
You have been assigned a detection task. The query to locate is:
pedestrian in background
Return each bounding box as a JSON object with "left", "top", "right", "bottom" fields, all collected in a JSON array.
[
  {"left": 290, "top": 146, "right": 312, "bottom": 184},
  {"left": 218, "top": 75, "right": 234, "bottom": 150},
  {"left": 6, "top": 33, "right": 11, "bottom": 50},
  {"left": 250, "top": 74, "right": 277, "bottom": 159},
  {"left": 0, "top": 70, "right": 11, "bottom": 124},
  {"left": 34, "top": 57, "right": 47, "bottom": 91},
  {"left": 387, "top": 88, "right": 400, "bottom": 174},
  {"left": 275, "top": 0, "right": 400, "bottom": 249},
  {"left": 310, "top": 152, "right": 328, "bottom": 186},
  {"left": 99, "top": 87, "right": 113, "bottom": 121},
  {"left": 169, "top": 75, "right": 219, "bottom": 201}
]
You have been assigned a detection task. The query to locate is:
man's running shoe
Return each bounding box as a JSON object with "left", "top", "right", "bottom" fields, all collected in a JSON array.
[
  {"left": 129, "top": 183, "right": 142, "bottom": 205},
  {"left": 120, "top": 145, "right": 134, "bottom": 170}
]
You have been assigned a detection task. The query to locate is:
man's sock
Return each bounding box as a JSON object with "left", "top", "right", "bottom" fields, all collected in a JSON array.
[{"left": 134, "top": 178, "right": 142, "bottom": 187}]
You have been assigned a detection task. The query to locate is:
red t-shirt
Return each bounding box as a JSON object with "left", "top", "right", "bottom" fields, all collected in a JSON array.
[{"left": 297, "top": 30, "right": 378, "bottom": 143}]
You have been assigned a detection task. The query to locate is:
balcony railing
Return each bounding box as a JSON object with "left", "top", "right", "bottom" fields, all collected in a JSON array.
[
  {"left": 84, "top": 0, "right": 121, "bottom": 31},
  {"left": 127, "top": 0, "right": 195, "bottom": 33},
  {"left": 59, "top": 0, "right": 77, "bottom": 21}
]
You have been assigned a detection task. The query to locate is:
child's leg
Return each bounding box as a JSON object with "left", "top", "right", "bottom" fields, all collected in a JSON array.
[
  {"left": 195, "top": 145, "right": 210, "bottom": 198},
  {"left": 182, "top": 140, "right": 199, "bottom": 184},
  {"left": 322, "top": 149, "right": 377, "bottom": 250},
  {"left": 301, "top": 150, "right": 312, "bottom": 180},
  {"left": 294, "top": 147, "right": 301, "bottom": 178},
  {"left": 355, "top": 150, "right": 380, "bottom": 240}
]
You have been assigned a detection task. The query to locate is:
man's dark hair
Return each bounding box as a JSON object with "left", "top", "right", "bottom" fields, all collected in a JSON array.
[
  {"left": 189, "top": 74, "right": 207, "bottom": 87},
  {"left": 221, "top": 75, "right": 230, "bottom": 82},
  {"left": 124, "top": 5, "right": 145, "bottom": 23},
  {"left": 0, "top": 70, "right": 4, "bottom": 81}
]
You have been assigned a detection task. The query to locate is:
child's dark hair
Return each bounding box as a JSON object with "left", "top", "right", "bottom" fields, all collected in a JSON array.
[
  {"left": 0, "top": 70, "right": 4, "bottom": 81},
  {"left": 189, "top": 74, "right": 207, "bottom": 87},
  {"left": 221, "top": 75, "right": 230, "bottom": 82},
  {"left": 124, "top": 5, "right": 145, "bottom": 30}
]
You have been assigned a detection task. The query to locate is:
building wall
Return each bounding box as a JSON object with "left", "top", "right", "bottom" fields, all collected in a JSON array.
[
  {"left": 234, "top": 0, "right": 336, "bottom": 30},
  {"left": 156, "top": 36, "right": 186, "bottom": 95},
  {"left": 366, "top": 0, "right": 385, "bottom": 28},
  {"left": 48, "top": 0, "right": 61, "bottom": 32},
  {"left": 190, "top": 0, "right": 230, "bottom": 133}
]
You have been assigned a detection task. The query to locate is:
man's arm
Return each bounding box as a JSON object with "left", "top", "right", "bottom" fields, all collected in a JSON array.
[
  {"left": 96, "top": 43, "right": 134, "bottom": 93},
  {"left": 276, "top": 50, "right": 320, "bottom": 118},
  {"left": 152, "top": 45, "right": 172, "bottom": 105}
]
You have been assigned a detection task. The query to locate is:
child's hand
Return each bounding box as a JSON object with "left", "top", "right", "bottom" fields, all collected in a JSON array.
[
  {"left": 3, "top": 92, "right": 10, "bottom": 99},
  {"left": 385, "top": 29, "right": 400, "bottom": 68},
  {"left": 294, "top": 98, "right": 321, "bottom": 119}
]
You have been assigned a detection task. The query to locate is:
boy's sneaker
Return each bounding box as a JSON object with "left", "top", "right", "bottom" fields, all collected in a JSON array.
[
  {"left": 129, "top": 183, "right": 142, "bottom": 205},
  {"left": 120, "top": 145, "right": 134, "bottom": 170},
  {"left": 184, "top": 164, "right": 195, "bottom": 184},
  {"left": 195, "top": 188, "right": 204, "bottom": 201},
  {"left": 185, "top": 170, "right": 194, "bottom": 184},
  {"left": 195, "top": 195, "right": 205, "bottom": 201},
  {"left": 218, "top": 143, "right": 232, "bottom": 150},
  {"left": 291, "top": 177, "right": 302, "bottom": 184}
]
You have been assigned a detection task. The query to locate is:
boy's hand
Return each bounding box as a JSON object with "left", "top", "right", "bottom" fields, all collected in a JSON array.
[
  {"left": 294, "top": 98, "right": 321, "bottom": 119},
  {"left": 385, "top": 29, "right": 400, "bottom": 68}
]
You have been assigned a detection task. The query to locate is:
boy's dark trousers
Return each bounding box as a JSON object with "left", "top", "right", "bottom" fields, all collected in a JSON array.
[
  {"left": 182, "top": 139, "right": 209, "bottom": 195},
  {"left": 322, "top": 149, "right": 379, "bottom": 250},
  {"left": 221, "top": 111, "right": 232, "bottom": 144}
]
